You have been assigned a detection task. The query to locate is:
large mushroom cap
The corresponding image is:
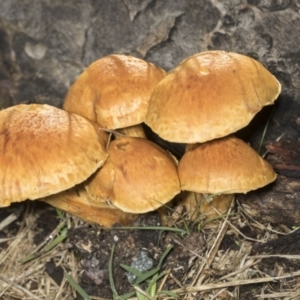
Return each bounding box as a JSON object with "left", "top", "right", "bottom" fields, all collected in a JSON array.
[
  {"left": 63, "top": 54, "right": 167, "bottom": 130},
  {"left": 85, "top": 137, "right": 180, "bottom": 213},
  {"left": 0, "top": 104, "right": 108, "bottom": 207},
  {"left": 178, "top": 136, "right": 277, "bottom": 194},
  {"left": 145, "top": 51, "right": 281, "bottom": 143}
]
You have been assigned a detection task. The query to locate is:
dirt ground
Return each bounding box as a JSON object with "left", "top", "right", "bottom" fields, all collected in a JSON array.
[{"left": 1, "top": 193, "right": 300, "bottom": 299}]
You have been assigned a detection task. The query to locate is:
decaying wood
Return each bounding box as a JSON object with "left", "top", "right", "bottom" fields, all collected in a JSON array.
[
  {"left": 238, "top": 101, "right": 300, "bottom": 226},
  {"left": 253, "top": 229, "right": 300, "bottom": 255},
  {"left": 267, "top": 139, "right": 300, "bottom": 179}
]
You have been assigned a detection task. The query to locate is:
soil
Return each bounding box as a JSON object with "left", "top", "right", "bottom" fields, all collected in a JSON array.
[
  {"left": 3, "top": 199, "right": 299, "bottom": 299},
  {"left": 1, "top": 189, "right": 300, "bottom": 300},
  {"left": 65, "top": 211, "right": 206, "bottom": 299}
]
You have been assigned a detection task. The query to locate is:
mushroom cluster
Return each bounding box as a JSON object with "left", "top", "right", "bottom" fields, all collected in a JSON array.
[
  {"left": 57, "top": 54, "right": 181, "bottom": 225},
  {"left": 145, "top": 51, "right": 281, "bottom": 221},
  {"left": 0, "top": 51, "right": 281, "bottom": 227}
]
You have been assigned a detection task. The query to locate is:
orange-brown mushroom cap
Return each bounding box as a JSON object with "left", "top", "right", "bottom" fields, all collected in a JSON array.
[
  {"left": 0, "top": 104, "right": 108, "bottom": 207},
  {"left": 178, "top": 136, "right": 277, "bottom": 194},
  {"left": 63, "top": 54, "right": 167, "bottom": 130},
  {"left": 145, "top": 51, "right": 281, "bottom": 143},
  {"left": 44, "top": 185, "right": 136, "bottom": 227},
  {"left": 85, "top": 137, "right": 180, "bottom": 213}
]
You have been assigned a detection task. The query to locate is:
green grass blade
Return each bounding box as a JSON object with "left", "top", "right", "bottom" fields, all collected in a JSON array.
[
  {"left": 109, "top": 244, "right": 121, "bottom": 299},
  {"left": 20, "top": 253, "right": 40, "bottom": 264},
  {"left": 157, "top": 245, "right": 173, "bottom": 268},
  {"left": 121, "top": 246, "right": 173, "bottom": 286},
  {"left": 120, "top": 264, "right": 145, "bottom": 278},
  {"left": 149, "top": 269, "right": 168, "bottom": 283},
  {"left": 55, "top": 208, "right": 65, "bottom": 219},
  {"left": 109, "top": 244, "right": 137, "bottom": 300},
  {"left": 43, "top": 228, "right": 68, "bottom": 252},
  {"left": 134, "top": 246, "right": 173, "bottom": 285},
  {"left": 146, "top": 272, "right": 159, "bottom": 296},
  {"left": 112, "top": 226, "right": 187, "bottom": 235},
  {"left": 119, "top": 291, "right": 136, "bottom": 299},
  {"left": 258, "top": 107, "right": 275, "bottom": 154},
  {"left": 121, "top": 263, "right": 159, "bottom": 284},
  {"left": 158, "top": 290, "right": 179, "bottom": 298},
  {"left": 21, "top": 228, "right": 68, "bottom": 263},
  {"left": 65, "top": 272, "right": 91, "bottom": 300},
  {"left": 119, "top": 246, "right": 174, "bottom": 299}
]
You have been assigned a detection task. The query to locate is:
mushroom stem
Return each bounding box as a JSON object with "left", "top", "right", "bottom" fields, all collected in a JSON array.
[
  {"left": 180, "top": 192, "right": 234, "bottom": 225},
  {"left": 117, "top": 124, "right": 147, "bottom": 138},
  {"left": 180, "top": 143, "right": 216, "bottom": 221}
]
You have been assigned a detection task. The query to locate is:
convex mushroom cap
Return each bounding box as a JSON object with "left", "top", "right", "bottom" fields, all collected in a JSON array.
[
  {"left": 178, "top": 136, "right": 277, "bottom": 194},
  {"left": 85, "top": 137, "right": 180, "bottom": 213},
  {"left": 63, "top": 54, "right": 167, "bottom": 130},
  {"left": 0, "top": 104, "right": 108, "bottom": 207},
  {"left": 145, "top": 50, "right": 281, "bottom": 143}
]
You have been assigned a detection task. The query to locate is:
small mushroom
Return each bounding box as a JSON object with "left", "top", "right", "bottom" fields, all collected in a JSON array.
[
  {"left": 178, "top": 136, "right": 277, "bottom": 221},
  {"left": 63, "top": 54, "right": 167, "bottom": 138},
  {"left": 179, "top": 136, "right": 276, "bottom": 194},
  {"left": 85, "top": 137, "right": 181, "bottom": 213},
  {"left": 0, "top": 104, "right": 108, "bottom": 207}
]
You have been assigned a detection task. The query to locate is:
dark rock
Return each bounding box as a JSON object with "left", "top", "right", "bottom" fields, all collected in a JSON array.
[{"left": 0, "top": 0, "right": 299, "bottom": 106}]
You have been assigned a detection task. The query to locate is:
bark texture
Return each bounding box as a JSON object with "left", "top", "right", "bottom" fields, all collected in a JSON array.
[{"left": 0, "top": 0, "right": 299, "bottom": 107}]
